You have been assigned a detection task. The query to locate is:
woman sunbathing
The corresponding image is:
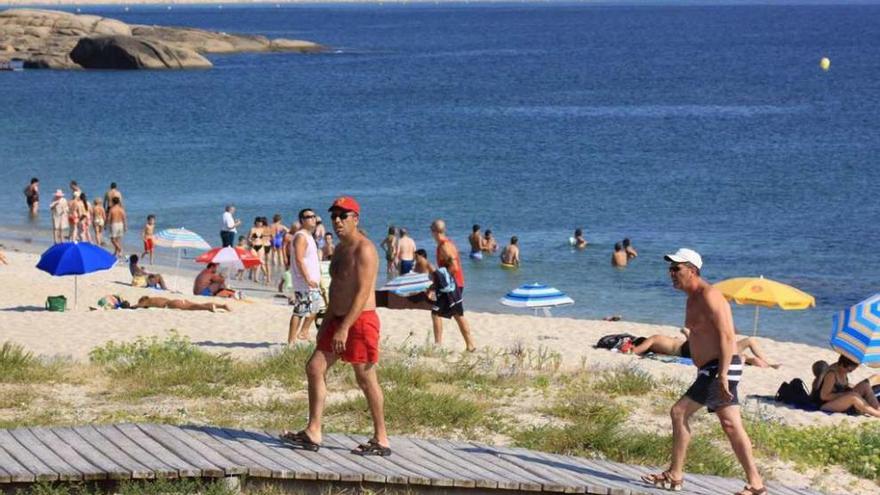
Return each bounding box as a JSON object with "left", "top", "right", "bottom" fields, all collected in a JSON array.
[
  {"left": 631, "top": 328, "right": 780, "bottom": 368},
  {"left": 133, "top": 296, "right": 230, "bottom": 313},
  {"left": 812, "top": 355, "right": 880, "bottom": 417}
]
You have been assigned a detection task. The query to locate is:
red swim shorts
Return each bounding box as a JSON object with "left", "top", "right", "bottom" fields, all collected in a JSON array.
[
  {"left": 317, "top": 310, "right": 380, "bottom": 364},
  {"left": 144, "top": 238, "right": 154, "bottom": 252}
]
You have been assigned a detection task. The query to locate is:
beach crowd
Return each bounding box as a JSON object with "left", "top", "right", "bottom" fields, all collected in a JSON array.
[{"left": 16, "top": 177, "right": 880, "bottom": 495}]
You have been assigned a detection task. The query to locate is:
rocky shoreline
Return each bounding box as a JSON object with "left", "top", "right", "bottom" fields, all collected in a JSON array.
[{"left": 0, "top": 8, "right": 325, "bottom": 69}]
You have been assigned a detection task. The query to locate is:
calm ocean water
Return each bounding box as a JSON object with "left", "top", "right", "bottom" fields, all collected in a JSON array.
[{"left": 2, "top": 2, "right": 879, "bottom": 346}]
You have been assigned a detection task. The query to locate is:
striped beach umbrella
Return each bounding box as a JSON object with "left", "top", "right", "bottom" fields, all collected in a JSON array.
[
  {"left": 500, "top": 283, "right": 573, "bottom": 316},
  {"left": 154, "top": 228, "right": 211, "bottom": 290},
  {"left": 154, "top": 228, "right": 211, "bottom": 250},
  {"left": 379, "top": 271, "right": 432, "bottom": 296},
  {"left": 830, "top": 293, "right": 880, "bottom": 368}
]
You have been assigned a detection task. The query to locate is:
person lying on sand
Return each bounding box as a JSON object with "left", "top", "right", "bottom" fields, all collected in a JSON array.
[
  {"left": 631, "top": 328, "right": 780, "bottom": 368},
  {"left": 0, "top": 249, "right": 7, "bottom": 265},
  {"left": 133, "top": 296, "right": 230, "bottom": 313}
]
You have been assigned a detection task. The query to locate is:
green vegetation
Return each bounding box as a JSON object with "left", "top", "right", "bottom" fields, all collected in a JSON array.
[
  {"left": 2, "top": 334, "right": 878, "bottom": 490},
  {"left": 0, "top": 342, "right": 65, "bottom": 383},
  {"left": 748, "top": 420, "right": 880, "bottom": 480},
  {"left": 591, "top": 365, "right": 657, "bottom": 397}
]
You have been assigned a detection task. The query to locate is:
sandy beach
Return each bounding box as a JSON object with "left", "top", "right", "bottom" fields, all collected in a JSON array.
[{"left": 0, "top": 245, "right": 874, "bottom": 430}]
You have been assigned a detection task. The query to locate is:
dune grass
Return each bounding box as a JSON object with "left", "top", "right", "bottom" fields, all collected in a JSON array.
[
  {"left": 747, "top": 420, "right": 880, "bottom": 480},
  {"left": 0, "top": 342, "right": 66, "bottom": 383}
]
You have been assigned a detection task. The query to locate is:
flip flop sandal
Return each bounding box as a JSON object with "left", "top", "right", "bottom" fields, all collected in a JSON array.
[
  {"left": 640, "top": 471, "right": 683, "bottom": 491},
  {"left": 735, "top": 486, "right": 767, "bottom": 495},
  {"left": 351, "top": 439, "right": 392, "bottom": 457},
  {"left": 279, "top": 430, "right": 321, "bottom": 452}
]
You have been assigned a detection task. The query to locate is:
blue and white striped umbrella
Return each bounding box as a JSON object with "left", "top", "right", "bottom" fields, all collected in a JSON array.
[
  {"left": 500, "top": 283, "right": 574, "bottom": 309},
  {"left": 379, "top": 272, "right": 432, "bottom": 296},
  {"left": 830, "top": 293, "right": 880, "bottom": 368},
  {"left": 154, "top": 228, "right": 211, "bottom": 250}
]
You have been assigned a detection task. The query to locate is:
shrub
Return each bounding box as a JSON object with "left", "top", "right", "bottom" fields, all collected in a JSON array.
[
  {"left": 0, "top": 342, "right": 64, "bottom": 383},
  {"left": 592, "top": 365, "right": 656, "bottom": 397},
  {"left": 748, "top": 421, "right": 880, "bottom": 480},
  {"left": 88, "top": 332, "right": 237, "bottom": 398}
]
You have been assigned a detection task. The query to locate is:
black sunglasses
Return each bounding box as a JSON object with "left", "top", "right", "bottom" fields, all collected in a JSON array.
[
  {"left": 301, "top": 215, "right": 316, "bottom": 220},
  {"left": 330, "top": 212, "right": 357, "bottom": 221},
  {"left": 668, "top": 264, "right": 687, "bottom": 273}
]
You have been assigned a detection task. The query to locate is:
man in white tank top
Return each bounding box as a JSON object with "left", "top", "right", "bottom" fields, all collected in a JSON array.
[{"left": 288, "top": 208, "right": 322, "bottom": 345}]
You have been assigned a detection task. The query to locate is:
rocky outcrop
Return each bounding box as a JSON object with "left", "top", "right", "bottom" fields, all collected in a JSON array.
[
  {"left": 0, "top": 8, "right": 325, "bottom": 70},
  {"left": 70, "top": 36, "right": 212, "bottom": 70}
]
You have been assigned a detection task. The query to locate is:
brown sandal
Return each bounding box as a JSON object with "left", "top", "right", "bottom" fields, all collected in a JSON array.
[
  {"left": 735, "top": 486, "right": 767, "bottom": 495},
  {"left": 640, "top": 471, "right": 683, "bottom": 491}
]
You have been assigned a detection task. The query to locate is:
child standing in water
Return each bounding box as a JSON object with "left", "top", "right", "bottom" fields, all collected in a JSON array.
[{"left": 141, "top": 214, "right": 156, "bottom": 265}]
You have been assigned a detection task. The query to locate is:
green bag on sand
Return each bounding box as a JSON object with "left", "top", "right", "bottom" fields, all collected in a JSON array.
[{"left": 45, "top": 295, "right": 67, "bottom": 312}]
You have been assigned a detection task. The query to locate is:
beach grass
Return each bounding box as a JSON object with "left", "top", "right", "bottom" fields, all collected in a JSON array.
[
  {"left": 0, "top": 341, "right": 67, "bottom": 383},
  {"left": 3, "top": 334, "right": 879, "bottom": 490},
  {"left": 747, "top": 420, "right": 880, "bottom": 480}
]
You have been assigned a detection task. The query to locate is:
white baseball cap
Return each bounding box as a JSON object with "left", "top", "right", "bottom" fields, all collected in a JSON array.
[{"left": 664, "top": 248, "right": 703, "bottom": 270}]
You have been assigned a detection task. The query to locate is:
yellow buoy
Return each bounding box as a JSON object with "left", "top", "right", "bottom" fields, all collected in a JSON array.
[{"left": 820, "top": 57, "right": 831, "bottom": 71}]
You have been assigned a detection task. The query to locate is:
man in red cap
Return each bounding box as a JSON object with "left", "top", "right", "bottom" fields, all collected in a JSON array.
[{"left": 280, "top": 196, "right": 391, "bottom": 456}]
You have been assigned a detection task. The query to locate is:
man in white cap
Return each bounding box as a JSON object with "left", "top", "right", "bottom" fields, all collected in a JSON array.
[{"left": 642, "top": 248, "right": 765, "bottom": 495}]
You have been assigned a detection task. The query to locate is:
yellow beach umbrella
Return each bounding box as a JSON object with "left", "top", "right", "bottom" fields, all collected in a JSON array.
[{"left": 714, "top": 275, "right": 816, "bottom": 335}]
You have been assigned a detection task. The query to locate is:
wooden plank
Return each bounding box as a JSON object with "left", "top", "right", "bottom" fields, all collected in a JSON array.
[
  {"left": 8, "top": 428, "right": 81, "bottom": 481},
  {"left": 69, "top": 426, "right": 156, "bottom": 480},
  {"left": 137, "top": 424, "right": 224, "bottom": 477},
  {"left": 343, "top": 433, "right": 442, "bottom": 486},
  {"left": 432, "top": 437, "right": 538, "bottom": 490},
  {"left": 0, "top": 429, "right": 57, "bottom": 481},
  {"left": 218, "top": 427, "right": 306, "bottom": 479},
  {"left": 94, "top": 425, "right": 180, "bottom": 479},
  {"left": 472, "top": 444, "right": 572, "bottom": 493},
  {"left": 348, "top": 435, "right": 452, "bottom": 486},
  {"left": 320, "top": 433, "right": 398, "bottom": 483},
  {"left": 262, "top": 429, "right": 364, "bottom": 482},
  {"left": 323, "top": 433, "right": 415, "bottom": 484},
  {"left": 28, "top": 428, "right": 106, "bottom": 481},
  {"left": 493, "top": 446, "right": 592, "bottom": 494},
  {"left": 0, "top": 441, "right": 32, "bottom": 483},
  {"left": 114, "top": 424, "right": 200, "bottom": 477},
  {"left": 422, "top": 437, "right": 529, "bottom": 490},
  {"left": 181, "top": 426, "right": 277, "bottom": 478},
  {"left": 407, "top": 438, "right": 502, "bottom": 489},
  {"left": 524, "top": 452, "right": 616, "bottom": 495},
  {"left": 575, "top": 458, "right": 666, "bottom": 495},
  {"left": 160, "top": 425, "right": 247, "bottom": 476},
  {"left": 555, "top": 456, "right": 642, "bottom": 495},
  {"left": 444, "top": 439, "right": 546, "bottom": 491},
  {"left": 603, "top": 461, "right": 715, "bottom": 495},
  {"left": 391, "top": 437, "right": 479, "bottom": 488}
]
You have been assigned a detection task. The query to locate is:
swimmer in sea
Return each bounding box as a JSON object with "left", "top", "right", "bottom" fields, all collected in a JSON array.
[
  {"left": 573, "top": 228, "right": 587, "bottom": 249},
  {"left": 623, "top": 237, "right": 638, "bottom": 259},
  {"left": 500, "top": 236, "right": 520, "bottom": 268},
  {"left": 468, "top": 224, "right": 484, "bottom": 260},
  {"left": 612, "top": 242, "right": 627, "bottom": 267},
  {"left": 482, "top": 229, "right": 498, "bottom": 254}
]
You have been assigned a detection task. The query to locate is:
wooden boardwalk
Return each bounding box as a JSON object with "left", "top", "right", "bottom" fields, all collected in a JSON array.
[{"left": 0, "top": 424, "right": 824, "bottom": 495}]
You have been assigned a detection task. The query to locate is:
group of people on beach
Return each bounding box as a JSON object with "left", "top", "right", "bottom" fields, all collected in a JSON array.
[{"left": 33, "top": 178, "right": 130, "bottom": 258}]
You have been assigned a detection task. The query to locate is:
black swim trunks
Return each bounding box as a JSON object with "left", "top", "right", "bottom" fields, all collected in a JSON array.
[{"left": 684, "top": 355, "right": 743, "bottom": 412}]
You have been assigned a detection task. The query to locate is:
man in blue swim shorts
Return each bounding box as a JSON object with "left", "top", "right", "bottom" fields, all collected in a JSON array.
[{"left": 641, "top": 249, "right": 765, "bottom": 495}]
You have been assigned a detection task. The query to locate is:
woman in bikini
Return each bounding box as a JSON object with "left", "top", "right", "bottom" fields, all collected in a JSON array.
[
  {"left": 259, "top": 216, "right": 273, "bottom": 285},
  {"left": 68, "top": 192, "right": 81, "bottom": 242},
  {"left": 77, "top": 192, "right": 92, "bottom": 243},
  {"left": 92, "top": 199, "right": 106, "bottom": 245},
  {"left": 133, "top": 295, "right": 230, "bottom": 313},
  {"left": 247, "top": 217, "right": 264, "bottom": 282},
  {"left": 813, "top": 355, "right": 880, "bottom": 417}
]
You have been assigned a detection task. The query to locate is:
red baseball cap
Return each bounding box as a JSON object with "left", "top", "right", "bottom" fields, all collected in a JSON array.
[{"left": 328, "top": 196, "right": 360, "bottom": 214}]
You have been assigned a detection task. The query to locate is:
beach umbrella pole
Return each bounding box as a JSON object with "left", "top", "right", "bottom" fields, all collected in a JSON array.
[
  {"left": 175, "top": 249, "right": 182, "bottom": 292},
  {"left": 74, "top": 275, "right": 78, "bottom": 309},
  {"left": 752, "top": 306, "right": 760, "bottom": 336}
]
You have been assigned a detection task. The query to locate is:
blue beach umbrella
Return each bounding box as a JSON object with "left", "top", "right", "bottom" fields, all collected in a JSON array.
[
  {"left": 379, "top": 271, "right": 432, "bottom": 296},
  {"left": 500, "top": 283, "right": 574, "bottom": 317},
  {"left": 830, "top": 293, "right": 880, "bottom": 368},
  {"left": 36, "top": 242, "right": 117, "bottom": 308}
]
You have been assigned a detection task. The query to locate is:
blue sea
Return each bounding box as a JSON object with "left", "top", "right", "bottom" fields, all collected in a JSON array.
[{"left": 2, "top": 2, "right": 879, "bottom": 346}]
